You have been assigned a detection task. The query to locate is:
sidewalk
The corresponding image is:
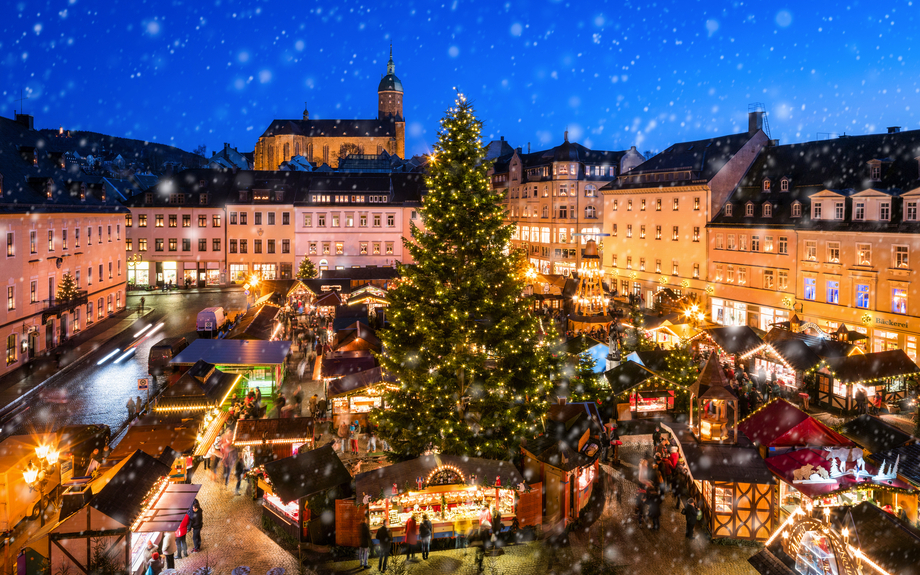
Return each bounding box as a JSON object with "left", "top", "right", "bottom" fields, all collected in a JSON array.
[{"left": 0, "top": 306, "right": 157, "bottom": 416}]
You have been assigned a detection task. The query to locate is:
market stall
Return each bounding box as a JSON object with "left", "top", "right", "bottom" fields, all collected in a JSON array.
[
  {"left": 34, "top": 450, "right": 197, "bottom": 575},
  {"left": 749, "top": 501, "right": 920, "bottom": 575},
  {"left": 332, "top": 321, "right": 382, "bottom": 353},
  {"left": 226, "top": 303, "right": 283, "bottom": 341},
  {"left": 170, "top": 339, "right": 291, "bottom": 397},
  {"left": 666, "top": 422, "right": 777, "bottom": 541},
  {"left": 603, "top": 361, "right": 687, "bottom": 420},
  {"left": 867, "top": 443, "right": 920, "bottom": 524},
  {"left": 253, "top": 443, "right": 352, "bottom": 544},
  {"left": 741, "top": 338, "right": 823, "bottom": 394},
  {"left": 326, "top": 366, "right": 397, "bottom": 428},
  {"left": 700, "top": 326, "right": 763, "bottom": 367},
  {"left": 232, "top": 417, "right": 317, "bottom": 459},
  {"left": 313, "top": 290, "right": 343, "bottom": 316},
  {"left": 154, "top": 360, "right": 242, "bottom": 414},
  {"left": 341, "top": 454, "right": 532, "bottom": 546},
  {"left": 739, "top": 399, "right": 854, "bottom": 458},
  {"left": 690, "top": 357, "right": 740, "bottom": 443},
  {"left": 818, "top": 349, "right": 920, "bottom": 413}
]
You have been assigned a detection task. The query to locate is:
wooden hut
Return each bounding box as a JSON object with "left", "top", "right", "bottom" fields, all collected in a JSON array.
[
  {"left": 232, "top": 417, "right": 318, "bottom": 459},
  {"left": 700, "top": 326, "right": 764, "bottom": 367},
  {"left": 226, "top": 303, "right": 283, "bottom": 340},
  {"left": 818, "top": 349, "right": 920, "bottom": 413},
  {"left": 603, "top": 361, "right": 688, "bottom": 420},
  {"left": 690, "top": 356, "right": 740, "bottom": 443},
  {"left": 739, "top": 399, "right": 854, "bottom": 458},
  {"left": 326, "top": 366, "right": 398, "bottom": 429},
  {"left": 333, "top": 321, "right": 382, "bottom": 353}
]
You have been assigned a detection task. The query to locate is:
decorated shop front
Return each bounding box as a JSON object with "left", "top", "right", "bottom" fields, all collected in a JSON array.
[
  {"left": 326, "top": 366, "right": 397, "bottom": 429},
  {"left": 699, "top": 326, "right": 764, "bottom": 367},
  {"left": 604, "top": 361, "right": 688, "bottom": 420},
  {"left": 818, "top": 350, "right": 920, "bottom": 413},
  {"left": 335, "top": 454, "right": 536, "bottom": 547}
]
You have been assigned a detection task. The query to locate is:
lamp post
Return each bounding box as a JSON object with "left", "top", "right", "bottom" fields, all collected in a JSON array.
[{"left": 23, "top": 445, "right": 60, "bottom": 527}]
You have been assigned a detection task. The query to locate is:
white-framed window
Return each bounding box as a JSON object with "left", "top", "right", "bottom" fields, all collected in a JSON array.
[
  {"left": 763, "top": 203, "right": 773, "bottom": 217},
  {"left": 907, "top": 202, "right": 919, "bottom": 221},
  {"left": 827, "top": 280, "right": 840, "bottom": 304},
  {"left": 764, "top": 270, "right": 775, "bottom": 289},
  {"left": 871, "top": 165, "right": 881, "bottom": 180},
  {"left": 725, "top": 204, "right": 733, "bottom": 217},
  {"left": 835, "top": 202, "right": 845, "bottom": 220},
  {"left": 655, "top": 259, "right": 662, "bottom": 273},
  {"left": 727, "top": 234, "right": 736, "bottom": 250},
  {"left": 727, "top": 265, "right": 735, "bottom": 282},
  {"left": 763, "top": 179, "right": 771, "bottom": 192},
  {"left": 671, "top": 260, "right": 678, "bottom": 275},
  {"left": 779, "top": 236, "right": 788, "bottom": 255},
  {"left": 792, "top": 202, "right": 802, "bottom": 218},
  {"left": 739, "top": 235, "right": 748, "bottom": 251},
  {"left": 585, "top": 205, "right": 597, "bottom": 219},
  {"left": 672, "top": 226, "right": 679, "bottom": 241},
  {"left": 780, "top": 178, "right": 789, "bottom": 192},
  {"left": 880, "top": 202, "right": 891, "bottom": 220},
  {"left": 856, "top": 284, "right": 870, "bottom": 309},
  {"left": 640, "top": 258, "right": 646, "bottom": 271},
  {"left": 854, "top": 202, "right": 865, "bottom": 220},
  {"left": 738, "top": 267, "right": 747, "bottom": 284},
  {"left": 827, "top": 242, "right": 840, "bottom": 263},
  {"left": 857, "top": 244, "right": 871, "bottom": 266},
  {"left": 715, "top": 264, "right": 723, "bottom": 281},
  {"left": 895, "top": 245, "right": 909, "bottom": 268},
  {"left": 893, "top": 287, "right": 908, "bottom": 314},
  {"left": 805, "top": 241, "right": 817, "bottom": 261},
  {"left": 745, "top": 203, "right": 754, "bottom": 216},
  {"left": 751, "top": 236, "right": 760, "bottom": 252},
  {"left": 813, "top": 203, "right": 823, "bottom": 220},
  {"left": 778, "top": 271, "right": 788, "bottom": 290},
  {"left": 612, "top": 199, "right": 618, "bottom": 211},
  {"left": 764, "top": 236, "right": 774, "bottom": 252}
]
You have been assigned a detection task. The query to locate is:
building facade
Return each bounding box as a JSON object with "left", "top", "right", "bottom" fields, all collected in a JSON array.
[
  {"left": 601, "top": 116, "right": 769, "bottom": 305},
  {"left": 0, "top": 113, "right": 127, "bottom": 377},
  {"left": 491, "top": 135, "right": 643, "bottom": 276},
  {"left": 708, "top": 128, "right": 920, "bottom": 360},
  {"left": 254, "top": 49, "right": 405, "bottom": 170}
]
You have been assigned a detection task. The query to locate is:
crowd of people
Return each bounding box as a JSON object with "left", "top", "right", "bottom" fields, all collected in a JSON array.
[
  {"left": 141, "top": 498, "right": 204, "bottom": 574},
  {"left": 634, "top": 428, "right": 700, "bottom": 538}
]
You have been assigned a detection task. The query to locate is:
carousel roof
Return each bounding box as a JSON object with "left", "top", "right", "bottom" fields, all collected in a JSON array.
[
  {"left": 704, "top": 326, "right": 764, "bottom": 355},
  {"left": 840, "top": 414, "right": 914, "bottom": 454},
  {"left": 739, "top": 399, "right": 854, "bottom": 448},
  {"left": 823, "top": 349, "right": 920, "bottom": 384},
  {"left": 764, "top": 447, "right": 914, "bottom": 499}
]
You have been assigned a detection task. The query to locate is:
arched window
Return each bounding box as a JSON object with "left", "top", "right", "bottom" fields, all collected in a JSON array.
[
  {"left": 283, "top": 143, "right": 290, "bottom": 160},
  {"left": 745, "top": 203, "right": 754, "bottom": 217},
  {"left": 763, "top": 203, "right": 773, "bottom": 217},
  {"left": 585, "top": 205, "right": 597, "bottom": 219},
  {"left": 725, "top": 203, "right": 733, "bottom": 217},
  {"left": 780, "top": 178, "right": 790, "bottom": 192},
  {"left": 584, "top": 185, "right": 597, "bottom": 197},
  {"left": 763, "top": 179, "right": 771, "bottom": 192}
]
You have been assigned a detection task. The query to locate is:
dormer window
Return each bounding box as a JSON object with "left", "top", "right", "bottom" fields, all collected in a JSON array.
[
  {"left": 274, "top": 191, "right": 284, "bottom": 202},
  {"left": 870, "top": 165, "right": 881, "bottom": 181},
  {"left": 762, "top": 179, "right": 771, "bottom": 192},
  {"left": 880, "top": 201, "right": 891, "bottom": 221},
  {"left": 200, "top": 194, "right": 209, "bottom": 205},
  {"left": 745, "top": 202, "right": 754, "bottom": 217},
  {"left": 854, "top": 202, "right": 865, "bottom": 220},
  {"left": 725, "top": 203, "right": 733, "bottom": 217},
  {"left": 834, "top": 202, "right": 845, "bottom": 220},
  {"left": 813, "top": 203, "right": 822, "bottom": 220},
  {"left": 80, "top": 183, "right": 86, "bottom": 201},
  {"left": 780, "top": 178, "right": 790, "bottom": 192},
  {"left": 906, "top": 201, "right": 918, "bottom": 221},
  {"left": 762, "top": 203, "right": 773, "bottom": 217},
  {"left": 239, "top": 191, "right": 249, "bottom": 201},
  {"left": 46, "top": 180, "right": 53, "bottom": 199},
  {"left": 145, "top": 192, "right": 154, "bottom": 205},
  {"left": 792, "top": 202, "right": 802, "bottom": 218},
  {"left": 100, "top": 190, "right": 106, "bottom": 202}
]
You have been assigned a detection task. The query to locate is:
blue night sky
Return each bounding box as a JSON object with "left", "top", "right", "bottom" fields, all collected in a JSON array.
[{"left": 4, "top": 0, "right": 918, "bottom": 158}]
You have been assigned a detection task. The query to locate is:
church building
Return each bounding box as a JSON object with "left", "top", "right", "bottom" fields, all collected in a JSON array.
[{"left": 254, "top": 48, "right": 406, "bottom": 170}]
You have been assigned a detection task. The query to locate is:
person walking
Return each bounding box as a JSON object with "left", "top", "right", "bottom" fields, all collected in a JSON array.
[
  {"left": 189, "top": 500, "right": 203, "bottom": 552},
  {"left": 337, "top": 420, "right": 350, "bottom": 454},
  {"left": 358, "top": 516, "right": 372, "bottom": 569},
  {"left": 175, "top": 514, "right": 189, "bottom": 559},
  {"left": 350, "top": 420, "right": 360, "bottom": 454},
  {"left": 126, "top": 397, "right": 136, "bottom": 421},
  {"left": 376, "top": 522, "right": 392, "bottom": 573},
  {"left": 136, "top": 395, "right": 144, "bottom": 416},
  {"left": 405, "top": 513, "right": 418, "bottom": 560},
  {"left": 682, "top": 498, "right": 699, "bottom": 539},
  {"left": 275, "top": 392, "right": 286, "bottom": 418},
  {"left": 316, "top": 397, "right": 327, "bottom": 420},
  {"left": 646, "top": 484, "right": 662, "bottom": 531},
  {"left": 161, "top": 531, "right": 177, "bottom": 569},
  {"left": 309, "top": 394, "right": 319, "bottom": 418},
  {"left": 234, "top": 457, "right": 246, "bottom": 496},
  {"left": 420, "top": 513, "right": 433, "bottom": 560},
  {"left": 366, "top": 429, "right": 378, "bottom": 453}
]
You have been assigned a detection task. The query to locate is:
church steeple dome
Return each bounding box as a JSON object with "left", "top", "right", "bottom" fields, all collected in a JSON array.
[
  {"left": 303, "top": 101, "right": 309, "bottom": 121},
  {"left": 377, "top": 44, "right": 403, "bottom": 93}
]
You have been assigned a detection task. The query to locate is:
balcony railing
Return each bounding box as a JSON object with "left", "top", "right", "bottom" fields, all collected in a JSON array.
[{"left": 42, "top": 291, "right": 89, "bottom": 323}]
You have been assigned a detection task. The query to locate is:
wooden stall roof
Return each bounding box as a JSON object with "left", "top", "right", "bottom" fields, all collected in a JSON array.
[
  {"left": 314, "top": 290, "right": 344, "bottom": 307},
  {"left": 193, "top": 411, "right": 231, "bottom": 457},
  {"left": 321, "top": 352, "right": 377, "bottom": 378},
  {"left": 522, "top": 403, "right": 603, "bottom": 472},
  {"left": 135, "top": 484, "right": 201, "bottom": 533},
  {"left": 260, "top": 279, "right": 306, "bottom": 305},
  {"left": 704, "top": 326, "right": 763, "bottom": 355},
  {"left": 171, "top": 339, "right": 291, "bottom": 366},
  {"left": 89, "top": 450, "right": 170, "bottom": 529},
  {"left": 232, "top": 417, "right": 316, "bottom": 446},
  {"left": 669, "top": 423, "right": 775, "bottom": 484},
  {"left": 333, "top": 304, "right": 369, "bottom": 331},
  {"left": 765, "top": 448, "right": 914, "bottom": 498},
  {"left": 604, "top": 361, "right": 681, "bottom": 396},
  {"left": 333, "top": 321, "right": 382, "bottom": 353},
  {"left": 227, "top": 303, "right": 282, "bottom": 340},
  {"left": 625, "top": 350, "right": 674, "bottom": 373},
  {"left": 108, "top": 423, "right": 198, "bottom": 461},
  {"left": 760, "top": 339, "right": 823, "bottom": 372},
  {"left": 839, "top": 414, "right": 914, "bottom": 454},
  {"left": 356, "top": 454, "right": 524, "bottom": 498},
  {"left": 868, "top": 443, "right": 920, "bottom": 487},
  {"left": 763, "top": 327, "right": 855, "bottom": 359},
  {"left": 823, "top": 349, "right": 920, "bottom": 384},
  {"left": 327, "top": 366, "right": 396, "bottom": 398},
  {"left": 157, "top": 361, "right": 240, "bottom": 407},
  {"left": 261, "top": 443, "right": 351, "bottom": 504},
  {"left": 556, "top": 335, "right": 605, "bottom": 356},
  {"left": 739, "top": 399, "right": 854, "bottom": 448},
  {"left": 691, "top": 356, "right": 738, "bottom": 400}
]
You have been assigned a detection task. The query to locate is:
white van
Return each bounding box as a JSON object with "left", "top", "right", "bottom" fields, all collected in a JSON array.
[{"left": 197, "top": 307, "right": 226, "bottom": 337}]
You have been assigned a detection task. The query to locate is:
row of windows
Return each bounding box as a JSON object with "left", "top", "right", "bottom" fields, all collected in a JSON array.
[
  {"left": 610, "top": 255, "right": 701, "bottom": 278},
  {"left": 128, "top": 238, "right": 224, "bottom": 253},
  {"left": 509, "top": 205, "right": 597, "bottom": 219},
  {"left": 612, "top": 197, "right": 701, "bottom": 211},
  {"left": 302, "top": 213, "right": 396, "bottom": 228},
  {"left": 714, "top": 234, "right": 788, "bottom": 254},
  {"left": 227, "top": 239, "right": 290, "bottom": 254},
  {"left": 803, "top": 278, "right": 908, "bottom": 314},
  {"left": 714, "top": 265, "right": 789, "bottom": 289},
  {"left": 724, "top": 202, "right": 776, "bottom": 218},
  {"left": 5, "top": 263, "right": 121, "bottom": 311},
  {"left": 512, "top": 226, "right": 600, "bottom": 244},
  {"left": 306, "top": 194, "right": 389, "bottom": 203},
  {"left": 5, "top": 226, "right": 121, "bottom": 257},
  {"left": 614, "top": 224, "right": 701, "bottom": 242},
  {"left": 307, "top": 241, "right": 395, "bottom": 256},
  {"left": 127, "top": 214, "right": 222, "bottom": 228},
  {"left": 802, "top": 241, "right": 908, "bottom": 268},
  {"left": 508, "top": 184, "right": 599, "bottom": 199}
]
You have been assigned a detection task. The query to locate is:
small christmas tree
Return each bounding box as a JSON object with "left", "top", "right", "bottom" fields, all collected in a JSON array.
[
  {"left": 623, "top": 300, "right": 656, "bottom": 352},
  {"left": 296, "top": 257, "right": 318, "bottom": 280},
  {"left": 569, "top": 353, "right": 606, "bottom": 402},
  {"left": 56, "top": 273, "right": 79, "bottom": 303}
]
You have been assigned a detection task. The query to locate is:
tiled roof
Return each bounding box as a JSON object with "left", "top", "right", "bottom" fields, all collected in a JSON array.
[
  {"left": 261, "top": 444, "right": 352, "bottom": 504},
  {"left": 823, "top": 349, "right": 920, "bottom": 384},
  {"left": 841, "top": 414, "right": 914, "bottom": 454},
  {"left": 259, "top": 118, "right": 399, "bottom": 139}
]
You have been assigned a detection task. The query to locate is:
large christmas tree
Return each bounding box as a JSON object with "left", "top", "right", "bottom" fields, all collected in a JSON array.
[
  {"left": 373, "top": 94, "right": 558, "bottom": 460},
  {"left": 56, "top": 273, "right": 79, "bottom": 303},
  {"left": 296, "top": 257, "right": 317, "bottom": 280}
]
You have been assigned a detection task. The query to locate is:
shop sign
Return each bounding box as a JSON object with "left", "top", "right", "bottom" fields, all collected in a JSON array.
[
  {"left": 875, "top": 317, "right": 908, "bottom": 329},
  {"left": 138, "top": 378, "right": 149, "bottom": 390}
]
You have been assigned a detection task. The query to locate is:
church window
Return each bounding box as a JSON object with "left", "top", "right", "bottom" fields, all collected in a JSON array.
[
  {"left": 283, "top": 144, "right": 290, "bottom": 160},
  {"left": 323, "top": 146, "right": 329, "bottom": 164}
]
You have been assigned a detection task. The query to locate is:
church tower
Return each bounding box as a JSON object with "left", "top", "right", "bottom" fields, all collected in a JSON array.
[{"left": 378, "top": 45, "right": 405, "bottom": 158}]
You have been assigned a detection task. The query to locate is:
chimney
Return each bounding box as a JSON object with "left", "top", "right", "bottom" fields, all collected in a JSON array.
[
  {"left": 557, "top": 397, "right": 567, "bottom": 406},
  {"left": 888, "top": 126, "right": 901, "bottom": 134},
  {"left": 15, "top": 113, "right": 34, "bottom": 130},
  {"left": 748, "top": 110, "right": 764, "bottom": 135},
  {"left": 224, "top": 143, "right": 230, "bottom": 153},
  {"left": 500, "top": 136, "right": 504, "bottom": 141}
]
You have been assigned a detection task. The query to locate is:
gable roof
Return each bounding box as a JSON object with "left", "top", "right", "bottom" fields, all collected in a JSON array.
[
  {"left": 704, "top": 326, "right": 763, "bottom": 355},
  {"left": 739, "top": 399, "right": 854, "bottom": 448},
  {"left": 332, "top": 321, "right": 382, "bottom": 353},
  {"left": 90, "top": 450, "right": 170, "bottom": 527},
  {"left": 604, "top": 361, "right": 681, "bottom": 397},
  {"left": 840, "top": 414, "right": 914, "bottom": 454},
  {"left": 327, "top": 366, "right": 397, "bottom": 398},
  {"left": 226, "top": 303, "right": 282, "bottom": 340},
  {"left": 763, "top": 328, "right": 855, "bottom": 359},
  {"left": 261, "top": 444, "right": 352, "bottom": 504},
  {"left": 690, "top": 355, "right": 737, "bottom": 400},
  {"left": 823, "top": 349, "right": 920, "bottom": 384},
  {"left": 156, "top": 360, "right": 240, "bottom": 409}
]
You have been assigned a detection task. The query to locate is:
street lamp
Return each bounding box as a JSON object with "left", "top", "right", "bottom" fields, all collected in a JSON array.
[{"left": 23, "top": 444, "right": 60, "bottom": 526}]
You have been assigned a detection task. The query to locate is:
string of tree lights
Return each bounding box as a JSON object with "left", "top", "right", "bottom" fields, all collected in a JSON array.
[{"left": 372, "top": 94, "right": 561, "bottom": 461}]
